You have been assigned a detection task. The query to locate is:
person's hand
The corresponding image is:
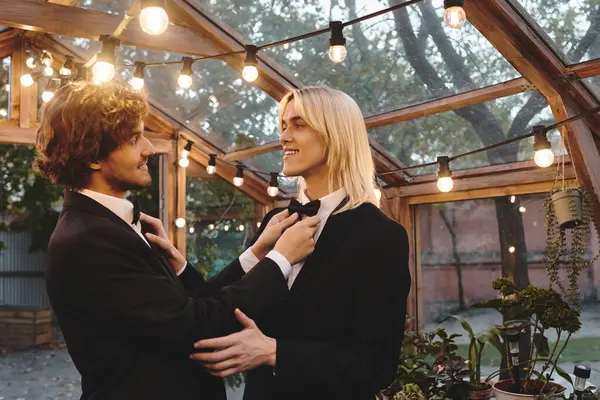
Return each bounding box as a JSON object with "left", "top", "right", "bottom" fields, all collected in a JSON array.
[
  {"left": 190, "top": 309, "right": 276, "bottom": 377},
  {"left": 273, "top": 215, "right": 320, "bottom": 265},
  {"left": 251, "top": 209, "right": 299, "bottom": 259},
  {"left": 140, "top": 213, "right": 186, "bottom": 274}
]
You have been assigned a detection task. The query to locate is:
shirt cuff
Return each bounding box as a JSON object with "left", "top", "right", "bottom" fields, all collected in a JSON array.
[
  {"left": 266, "top": 250, "right": 292, "bottom": 280},
  {"left": 176, "top": 262, "right": 187, "bottom": 276},
  {"left": 239, "top": 247, "right": 260, "bottom": 273}
]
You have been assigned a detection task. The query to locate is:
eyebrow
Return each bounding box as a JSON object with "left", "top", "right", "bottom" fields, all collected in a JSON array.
[{"left": 282, "top": 116, "right": 304, "bottom": 124}]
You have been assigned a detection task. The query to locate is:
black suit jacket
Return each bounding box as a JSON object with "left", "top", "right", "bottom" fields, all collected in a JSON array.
[
  {"left": 180, "top": 202, "right": 411, "bottom": 400},
  {"left": 46, "top": 191, "right": 288, "bottom": 400}
]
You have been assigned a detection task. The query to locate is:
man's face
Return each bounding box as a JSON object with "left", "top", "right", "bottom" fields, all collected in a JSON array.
[
  {"left": 280, "top": 99, "right": 328, "bottom": 179},
  {"left": 97, "top": 121, "right": 155, "bottom": 193}
]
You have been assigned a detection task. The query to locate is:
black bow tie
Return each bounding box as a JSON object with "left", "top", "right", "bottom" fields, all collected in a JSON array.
[
  {"left": 132, "top": 199, "right": 140, "bottom": 225},
  {"left": 288, "top": 198, "right": 321, "bottom": 218}
]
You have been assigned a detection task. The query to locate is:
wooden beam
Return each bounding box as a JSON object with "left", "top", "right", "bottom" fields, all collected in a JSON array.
[
  {"left": 370, "top": 138, "right": 408, "bottom": 186},
  {"left": 18, "top": 38, "right": 37, "bottom": 129},
  {"left": 0, "top": 0, "right": 222, "bottom": 57},
  {"left": 10, "top": 36, "right": 22, "bottom": 123},
  {"left": 464, "top": 0, "right": 600, "bottom": 133},
  {"left": 175, "top": 139, "right": 187, "bottom": 255},
  {"left": 404, "top": 179, "right": 579, "bottom": 205},
  {"left": 0, "top": 122, "right": 36, "bottom": 144},
  {"left": 222, "top": 141, "right": 282, "bottom": 162},
  {"left": 549, "top": 96, "right": 600, "bottom": 234},
  {"left": 565, "top": 58, "right": 600, "bottom": 80},
  {"left": 365, "top": 78, "right": 532, "bottom": 129},
  {"left": 386, "top": 160, "right": 576, "bottom": 198}
]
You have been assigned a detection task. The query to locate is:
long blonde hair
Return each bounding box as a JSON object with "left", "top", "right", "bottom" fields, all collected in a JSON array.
[{"left": 279, "top": 86, "right": 378, "bottom": 213}]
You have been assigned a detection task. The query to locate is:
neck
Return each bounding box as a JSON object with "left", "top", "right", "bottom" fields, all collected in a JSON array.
[
  {"left": 303, "top": 174, "right": 339, "bottom": 201},
  {"left": 84, "top": 177, "right": 126, "bottom": 199}
]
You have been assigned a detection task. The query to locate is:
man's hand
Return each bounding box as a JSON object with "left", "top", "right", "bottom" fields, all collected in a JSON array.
[
  {"left": 140, "top": 213, "right": 186, "bottom": 274},
  {"left": 251, "top": 209, "right": 299, "bottom": 259},
  {"left": 273, "top": 215, "right": 320, "bottom": 265},
  {"left": 190, "top": 309, "right": 276, "bottom": 377}
]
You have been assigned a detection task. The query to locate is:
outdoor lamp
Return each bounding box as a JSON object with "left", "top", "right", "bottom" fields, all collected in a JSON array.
[
  {"left": 328, "top": 21, "right": 347, "bottom": 63},
  {"left": 60, "top": 56, "right": 74, "bottom": 76},
  {"left": 436, "top": 156, "right": 454, "bottom": 193},
  {"left": 131, "top": 62, "right": 145, "bottom": 91},
  {"left": 206, "top": 154, "right": 217, "bottom": 175},
  {"left": 444, "top": 0, "right": 466, "bottom": 29},
  {"left": 242, "top": 45, "right": 259, "bottom": 83},
  {"left": 139, "top": 0, "right": 169, "bottom": 36},
  {"left": 233, "top": 166, "right": 244, "bottom": 187},
  {"left": 573, "top": 365, "right": 591, "bottom": 400},
  {"left": 93, "top": 36, "right": 119, "bottom": 84},
  {"left": 267, "top": 173, "right": 279, "bottom": 197},
  {"left": 178, "top": 57, "right": 193, "bottom": 89}
]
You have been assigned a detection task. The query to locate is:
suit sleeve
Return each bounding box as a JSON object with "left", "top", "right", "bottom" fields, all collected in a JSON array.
[
  {"left": 273, "top": 223, "right": 411, "bottom": 395},
  {"left": 64, "top": 229, "right": 288, "bottom": 355},
  {"left": 178, "top": 208, "right": 285, "bottom": 296}
]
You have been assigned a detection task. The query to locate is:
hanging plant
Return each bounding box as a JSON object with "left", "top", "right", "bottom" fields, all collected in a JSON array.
[{"left": 543, "top": 136, "right": 600, "bottom": 308}]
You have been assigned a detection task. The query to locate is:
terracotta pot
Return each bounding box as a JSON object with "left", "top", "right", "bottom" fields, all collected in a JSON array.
[
  {"left": 493, "top": 379, "right": 565, "bottom": 400},
  {"left": 468, "top": 383, "right": 493, "bottom": 400},
  {"left": 551, "top": 189, "right": 583, "bottom": 229}
]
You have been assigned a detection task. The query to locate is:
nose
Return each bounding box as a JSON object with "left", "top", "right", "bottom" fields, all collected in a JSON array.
[
  {"left": 142, "top": 136, "right": 156, "bottom": 157},
  {"left": 279, "top": 129, "right": 291, "bottom": 146}
]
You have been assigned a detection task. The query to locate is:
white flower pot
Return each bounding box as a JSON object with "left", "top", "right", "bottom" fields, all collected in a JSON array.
[
  {"left": 551, "top": 189, "right": 583, "bottom": 229},
  {"left": 493, "top": 380, "right": 565, "bottom": 400}
]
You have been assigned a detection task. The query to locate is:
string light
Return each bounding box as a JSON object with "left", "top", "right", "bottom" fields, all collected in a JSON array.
[
  {"left": 328, "top": 21, "right": 347, "bottom": 63},
  {"left": 41, "top": 79, "right": 59, "bottom": 103},
  {"left": 175, "top": 218, "right": 186, "bottom": 228},
  {"left": 208, "top": 224, "right": 215, "bottom": 230},
  {"left": 532, "top": 125, "right": 554, "bottom": 168},
  {"left": 233, "top": 166, "right": 244, "bottom": 187},
  {"left": 43, "top": 65, "right": 54, "bottom": 77},
  {"left": 41, "top": 51, "right": 53, "bottom": 67},
  {"left": 242, "top": 45, "right": 259, "bottom": 82},
  {"left": 436, "top": 156, "right": 454, "bottom": 193},
  {"left": 59, "top": 56, "right": 74, "bottom": 76},
  {"left": 178, "top": 140, "right": 193, "bottom": 168},
  {"left": 508, "top": 246, "right": 516, "bottom": 253},
  {"left": 178, "top": 57, "right": 193, "bottom": 89},
  {"left": 20, "top": 71, "right": 42, "bottom": 88},
  {"left": 189, "top": 226, "right": 195, "bottom": 234},
  {"left": 519, "top": 206, "right": 526, "bottom": 213},
  {"left": 139, "top": 0, "right": 169, "bottom": 36},
  {"left": 207, "top": 154, "right": 217, "bottom": 175},
  {"left": 26, "top": 55, "right": 37, "bottom": 69},
  {"left": 443, "top": 0, "right": 466, "bottom": 28},
  {"left": 374, "top": 188, "right": 382, "bottom": 201},
  {"left": 93, "top": 36, "right": 119, "bottom": 84},
  {"left": 267, "top": 172, "right": 279, "bottom": 197},
  {"left": 238, "top": 224, "right": 245, "bottom": 231},
  {"left": 131, "top": 61, "right": 145, "bottom": 90},
  {"left": 510, "top": 195, "right": 516, "bottom": 203}
]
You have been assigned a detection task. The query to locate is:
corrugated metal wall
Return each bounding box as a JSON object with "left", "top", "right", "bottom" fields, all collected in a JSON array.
[{"left": 0, "top": 230, "right": 50, "bottom": 307}]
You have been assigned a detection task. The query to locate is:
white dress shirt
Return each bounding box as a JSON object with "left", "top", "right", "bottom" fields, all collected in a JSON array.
[{"left": 239, "top": 187, "right": 347, "bottom": 289}]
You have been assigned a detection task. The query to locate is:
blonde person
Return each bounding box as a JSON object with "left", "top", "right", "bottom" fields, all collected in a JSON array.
[{"left": 189, "top": 86, "right": 411, "bottom": 400}]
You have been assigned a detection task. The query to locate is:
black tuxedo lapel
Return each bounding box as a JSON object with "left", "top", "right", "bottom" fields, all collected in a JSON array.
[{"left": 63, "top": 191, "right": 180, "bottom": 287}]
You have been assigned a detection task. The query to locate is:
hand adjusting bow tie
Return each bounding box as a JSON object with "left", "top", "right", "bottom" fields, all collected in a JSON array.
[
  {"left": 288, "top": 198, "right": 321, "bottom": 219},
  {"left": 132, "top": 199, "right": 141, "bottom": 225}
]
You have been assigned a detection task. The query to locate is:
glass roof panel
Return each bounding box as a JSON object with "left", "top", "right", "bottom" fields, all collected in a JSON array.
[
  {"left": 73, "top": 0, "right": 134, "bottom": 15},
  {"left": 243, "top": 150, "right": 299, "bottom": 193},
  {"left": 193, "top": 0, "right": 520, "bottom": 117},
  {"left": 583, "top": 76, "right": 600, "bottom": 99},
  {"left": 369, "top": 91, "right": 564, "bottom": 175},
  {"left": 513, "top": 0, "right": 600, "bottom": 65}
]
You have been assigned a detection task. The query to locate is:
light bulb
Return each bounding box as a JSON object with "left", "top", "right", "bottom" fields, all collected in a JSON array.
[
  {"left": 178, "top": 74, "right": 192, "bottom": 89},
  {"left": 233, "top": 176, "right": 244, "bottom": 187},
  {"left": 26, "top": 57, "right": 37, "bottom": 69},
  {"left": 59, "top": 67, "right": 72, "bottom": 76},
  {"left": 44, "top": 66, "right": 54, "bottom": 77},
  {"left": 508, "top": 246, "right": 516, "bottom": 253},
  {"left": 92, "top": 61, "right": 115, "bottom": 83},
  {"left": 175, "top": 218, "right": 186, "bottom": 228},
  {"left": 510, "top": 195, "right": 516, "bottom": 203},
  {"left": 238, "top": 224, "right": 245, "bottom": 232},
  {"left": 374, "top": 188, "right": 382, "bottom": 201},
  {"left": 224, "top": 225, "right": 230, "bottom": 232},
  {"left": 131, "top": 77, "right": 145, "bottom": 91},
  {"left": 178, "top": 157, "right": 190, "bottom": 168},
  {"left": 0, "top": 109, "right": 7, "bottom": 117},
  {"left": 444, "top": 6, "right": 466, "bottom": 28},
  {"left": 256, "top": 222, "right": 261, "bottom": 228},
  {"left": 206, "top": 165, "right": 216, "bottom": 175},
  {"left": 42, "top": 55, "right": 53, "bottom": 67},
  {"left": 437, "top": 176, "right": 454, "bottom": 192},
  {"left": 42, "top": 90, "right": 54, "bottom": 103},
  {"left": 189, "top": 227, "right": 195, "bottom": 234},
  {"left": 519, "top": 206, "right": 526, "bottom": 213},
  {"left": 267, "top": 186, "right": 279, "bottom": 197},
  {"left": 242, "top": 65, "right": 258, "bottom": 82},
  {"left": 328, "top": 45, "right": 347, "bottom": 63},
  {"left": 139, "top": 5, "right": 169, "bottom": 35},
  {"left": 208, "top": 224, "right": 215, "bottom": 230},
  {"left": 4, "top": 84, "right": 10, "bottom": 92},
  {"left": 20, "top": 74, "right": 34, "bottom": 87},
  {"left": 534, "top": 148, "right": 554, "bottom": 168}
]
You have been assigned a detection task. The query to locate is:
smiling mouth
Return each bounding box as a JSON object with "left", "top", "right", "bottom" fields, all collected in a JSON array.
[{"left": 283, "top": 150, "right": 299, "bottom": 158}]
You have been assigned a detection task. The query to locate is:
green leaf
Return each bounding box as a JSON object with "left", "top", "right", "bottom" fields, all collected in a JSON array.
[
  {"left": 443, "top": 315, "right": 475, "bottom": 339},
  {"left": 533, "top": 333, "right": 550, "bottom": 357}
]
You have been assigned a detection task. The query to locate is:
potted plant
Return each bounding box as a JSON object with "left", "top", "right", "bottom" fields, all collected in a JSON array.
[
  {"left": 544, "top": 158, "right": 600, "bottom": 307},
  {"left": 443, "top": 315, "right": 504, "bottom": 400},
  {"left": 474, "top": 278, "right": 580, "bottom": 400}
]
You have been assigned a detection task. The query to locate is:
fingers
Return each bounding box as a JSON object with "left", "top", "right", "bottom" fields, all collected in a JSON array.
[
  {"left": 139, "top": 213, "right": 162, "bottom": 229},
  {"left": 194, "top": 332, "right": 240, "bottom": 349},
  {"left": 273, "top": 208, "right": 290, "bottom": 221},
  {"left": 234, "top": 309, "right": 257, "bottom": 330},
  {"left": 208, "top": 367, "right": 239, "bottom": 378},
  {"left": 190, "top": 345, "right": 238, "bottom": 363},
  {"left": 144, "top": 233, "right": 173, "bottom": 252},
  {"left": 277, "top": 212, "right": 299, "bottom": 231},
  {"left": 302, "top": 215, "right": 321, "bottom": 228}
]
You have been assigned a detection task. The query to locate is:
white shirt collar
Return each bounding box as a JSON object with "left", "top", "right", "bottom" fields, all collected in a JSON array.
[
  {"left": 298, "top": 187, "right": 347, "bottom": 219},
  {"left": 78, "top": 189, "right": 136, "bottom": 225}
]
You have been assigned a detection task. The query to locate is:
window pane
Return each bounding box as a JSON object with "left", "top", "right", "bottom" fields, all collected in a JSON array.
[
  {"left": 195, "top": 0, "right": 520, "bottom": 116},
  {"left": 0, "top": 56, "right": 10, "bottom": 120},
  {"left": 513, "top": 0, "right": 600, "bottom": 65},
  {"left": 369, "top": 91, "right": 563, "bottom": 174},
  {"left": 417, "top": 193, "right": 599, "bottom": 375}
]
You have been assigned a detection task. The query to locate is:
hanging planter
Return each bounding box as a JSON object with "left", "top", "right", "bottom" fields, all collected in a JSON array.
[{"left": 550, "top": 189, "right": 582, "bottom": 229}]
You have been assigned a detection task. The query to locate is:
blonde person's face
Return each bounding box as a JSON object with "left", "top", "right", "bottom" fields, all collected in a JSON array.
[
  {"left": 98, "top": 121, "right": 155, "bottom": 193},
  {"left": 279, "top": 99, "right": 327, "bottom": 179}
]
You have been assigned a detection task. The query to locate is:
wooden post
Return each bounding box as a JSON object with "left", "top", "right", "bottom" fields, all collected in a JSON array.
[
  {"left": 175, "top": 139, "right": 186, "bottom": 256},
  {"left": 9, "top": 37, "right": 21, "bottom": 122},
  {"left": 18, "top": 42, "right": 36, "bottom": 128}
]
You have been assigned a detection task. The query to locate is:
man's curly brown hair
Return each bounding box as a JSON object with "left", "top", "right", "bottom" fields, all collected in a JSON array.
[{"left": 35, "top": 80, "right": 149, "bottom": 190}]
